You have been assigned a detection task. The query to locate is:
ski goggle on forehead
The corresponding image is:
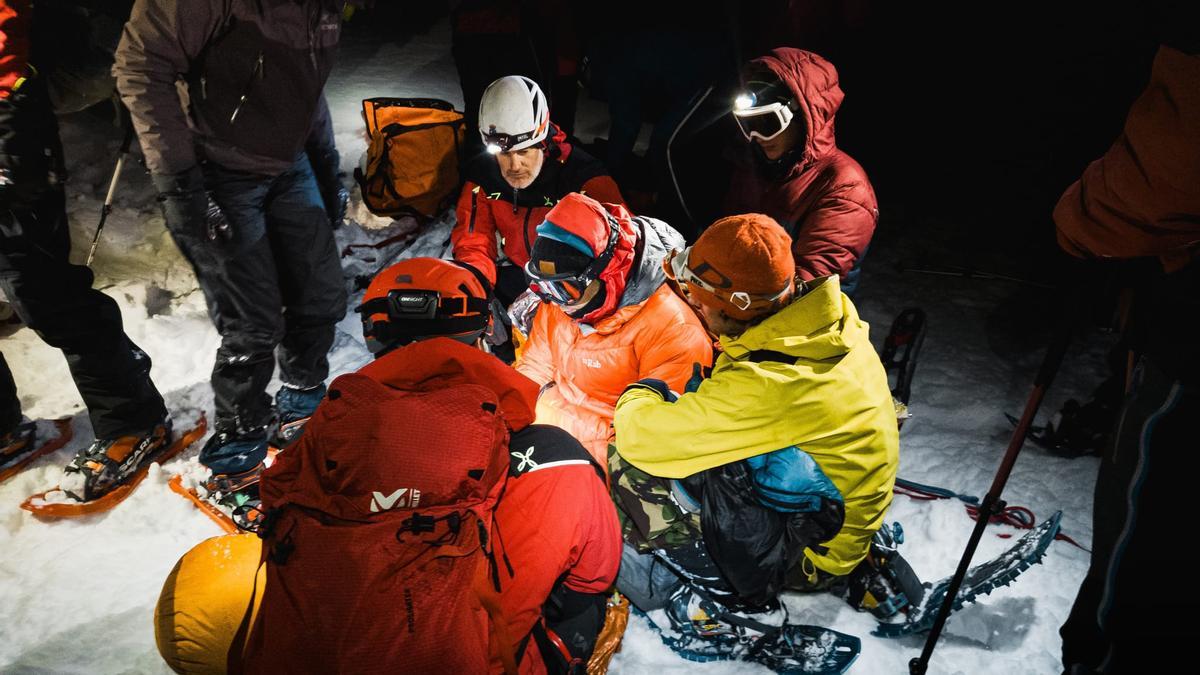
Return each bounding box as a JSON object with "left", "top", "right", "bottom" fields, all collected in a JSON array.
[
  {"left": 668, "top": 246, "right": 791, "bottom": 312},
  {"left": 732, "top": 93, "right": 795, "bottom": 142},
  {"left": 524, "top": 213, "right": 621, "bottom": 305}
]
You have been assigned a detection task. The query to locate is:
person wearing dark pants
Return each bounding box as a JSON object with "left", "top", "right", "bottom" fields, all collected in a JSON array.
[
  {"left": 114, "top": 0, "right": 348, "bottom": 529},
  {"left": 1053, "top": 42, "right": 1200, "bottom": 674},
  {"left": 1, "top": 0, "right": 170, "bottom": 498}
]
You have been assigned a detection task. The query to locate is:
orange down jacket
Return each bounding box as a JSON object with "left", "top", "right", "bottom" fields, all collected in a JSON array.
[{"left": 515, "top": 209, "right": 713, "bottom": 464}]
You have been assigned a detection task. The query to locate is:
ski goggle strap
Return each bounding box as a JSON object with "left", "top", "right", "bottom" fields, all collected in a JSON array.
[
  {"left": 524, "top": 212, "right": 622, "bottom": 306},
  {"left": 357, "top": 290, "right": 490, "bottom": 351},
  {"left": 668, "top": 246, "right": 791, "bottom": 312},
  {"left": 732, "top": 101, "right": 795, "bottom": 142}
]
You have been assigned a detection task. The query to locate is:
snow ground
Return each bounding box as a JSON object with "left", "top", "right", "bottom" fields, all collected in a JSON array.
[{"left": 0, "top": 17, "right": 1111, "bottom": 675}]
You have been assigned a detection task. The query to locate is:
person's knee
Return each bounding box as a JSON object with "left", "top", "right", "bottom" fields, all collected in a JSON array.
[{"left": 615, "top": 543, "right": 680, "bottom": 611}]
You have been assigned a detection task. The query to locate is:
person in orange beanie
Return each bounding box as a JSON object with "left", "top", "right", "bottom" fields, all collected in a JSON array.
[
  {"left": 516, "top": 192, "right": 712, "bottom": 465},
  {"left": 609, "top": 213, "right": 902, "bottom": 660}
]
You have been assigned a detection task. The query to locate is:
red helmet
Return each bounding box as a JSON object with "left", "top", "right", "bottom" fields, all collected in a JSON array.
[{"left": 357, "top": 258, "right": 492, "bottom": 354}]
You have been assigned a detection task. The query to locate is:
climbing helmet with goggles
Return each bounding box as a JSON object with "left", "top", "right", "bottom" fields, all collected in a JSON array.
[{"left": 524, "top": 212, "right": 622, "bottom": 306}]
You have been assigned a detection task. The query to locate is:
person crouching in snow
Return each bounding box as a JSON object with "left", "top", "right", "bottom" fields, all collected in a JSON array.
[
  {"left": 154, "top": 257, "right": 623, "bottom": 675},
  {"left": 451, "top": 75, "right": 624, "bottom": 362},
  {"left": 515, "top": 192, "right": 712, "bottom": 465},
  {"left": 609, "top": 213, "right": 901, "bottom": 655}
]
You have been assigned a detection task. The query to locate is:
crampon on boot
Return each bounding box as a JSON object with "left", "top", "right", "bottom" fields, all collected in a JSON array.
[
  {"left": 840, "top": 522, "right": 925, "bottom": 620},
  {"left": 273, "top": 384, "right": 326, "bottom": 448},
  {"left": 202, "top": 462, "right": 265, "bottom": 532},
  {"left": 60, "top": 420, "right": 173, "bottom": 502}
]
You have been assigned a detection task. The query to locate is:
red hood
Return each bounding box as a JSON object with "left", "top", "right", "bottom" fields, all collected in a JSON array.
[
  {"left": 358, "top": 337, "right": 538, "bottom": 430},
  {"left": 752, "top": 48, "right": 844, "bottom": 166},
  {"left": 540, "top": 193, "right": 640, "bottom": 324}
]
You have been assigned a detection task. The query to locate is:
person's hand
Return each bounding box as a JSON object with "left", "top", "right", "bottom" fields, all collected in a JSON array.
[
  {"left": 154, "top": 167, "right": 231, "bottom": 244},
  {"left": 507, "top": 288, "right": 541, "bottom": 337},
  {"left": 325, "top": 185, "right": 350, "bottom": 229},
  {"left": 621, "top": 378, "right": 674, "bottom": 402}
]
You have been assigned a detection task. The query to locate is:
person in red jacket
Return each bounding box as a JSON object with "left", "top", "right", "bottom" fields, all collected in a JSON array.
[
  {"left": 724, "top": 48, "right": 878, "bottom": 296},
  {"left": 155, "top": 257, "right": 623, "bottom": 674},
  {"left": 451, "top": 75, "right": 624, "bottom": 360},
  {"left": 356, "top": 259, "right": 623, "bottom": 672}
]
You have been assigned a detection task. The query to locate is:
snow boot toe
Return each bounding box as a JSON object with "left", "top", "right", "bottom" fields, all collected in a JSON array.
[
  {"left": 0, "top": 421, "right": 37, "bottom": 470},
  {"left": 202, "top": 462, "right": 265, "bottom": 532}
]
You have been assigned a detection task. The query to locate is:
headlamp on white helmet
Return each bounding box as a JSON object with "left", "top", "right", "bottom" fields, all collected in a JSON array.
[{"left": 479, "top": 75, "right": 550, "bottom": 153}]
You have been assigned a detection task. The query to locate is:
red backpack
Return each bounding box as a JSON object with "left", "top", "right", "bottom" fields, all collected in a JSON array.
[{"left": 240, "top": 369, "right": 513, "bottom": 674}]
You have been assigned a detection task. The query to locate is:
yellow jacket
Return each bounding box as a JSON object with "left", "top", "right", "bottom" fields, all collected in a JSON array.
[{"left": 613, "top": 276, "right": 899, "bottom": 575}]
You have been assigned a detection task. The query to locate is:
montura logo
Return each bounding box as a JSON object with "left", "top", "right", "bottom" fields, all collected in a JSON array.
[{"left": 370, "top": 488, "right": 421, "bottom": 512}]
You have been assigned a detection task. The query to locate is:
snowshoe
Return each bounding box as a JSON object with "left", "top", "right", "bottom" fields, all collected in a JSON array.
[
  {"left": 21, "top": 413, "right": 207, "bottom": 518},
  {"left": 0, "top": 418, "right": 73, "bottom": 483},
  {"left": 873, "top": 511, "right": 1062, "bottom": 637},
  {"left": 631, "top": 587, "right": 860, "bottom": 674},
  {"left": 881, "top": 307, "right": 927, "bottom": 407},
  {"left": 201, "top": 463, "right": 265, "bottom": 532},
  {"left": 59, "top": 420, "right": 174, "bottom": 502},
  {"left": 841, "top": 522, "right": 925, "bottom": 620}
]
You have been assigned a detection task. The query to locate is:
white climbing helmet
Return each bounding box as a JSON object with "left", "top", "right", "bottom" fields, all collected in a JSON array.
[{"left": 478, "top": 75, "right": 550, "bottom": 154}]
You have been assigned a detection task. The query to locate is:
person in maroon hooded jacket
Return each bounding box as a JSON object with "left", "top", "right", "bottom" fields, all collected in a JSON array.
[{"left": 724, "top": 48, "right": 878, "bottom": 296}]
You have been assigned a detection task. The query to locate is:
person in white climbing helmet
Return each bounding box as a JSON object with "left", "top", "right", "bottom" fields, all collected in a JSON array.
[{"left": 451, "top": 75, "right": 626, "bottom": 362}]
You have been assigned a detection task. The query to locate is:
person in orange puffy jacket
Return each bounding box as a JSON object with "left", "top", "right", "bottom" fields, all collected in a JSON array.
[
  {"left": 451, "top": 76, "right": 623, "bottom": 362},
  {"left": 516, "top": 192, "right": 712, "bottom": 464}
]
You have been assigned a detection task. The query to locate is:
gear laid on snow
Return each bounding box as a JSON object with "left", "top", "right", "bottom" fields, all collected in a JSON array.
[
  {"left": 60, "top": 419, "right": 172, "bottom": 502},
  {"left": 478, "top": 75, "right": 549, "bottom": 153}
]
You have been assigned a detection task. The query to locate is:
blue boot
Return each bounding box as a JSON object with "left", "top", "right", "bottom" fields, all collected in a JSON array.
[{"left": 273, "top": 384, "right": 326, "bottom": 447}]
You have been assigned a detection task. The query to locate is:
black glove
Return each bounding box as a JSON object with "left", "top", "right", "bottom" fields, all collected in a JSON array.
[
  {"left": 0, "top": 76, "right": 64, "bottom": 208},
  {"left": 621, "top": 378, "right": 674, "bottom": 401},
  {"left": 153, "top": 166, "right": 231, "bottom": 244},
  {"left": 324, "top": 184, "right": 349, "bottom": 229}
]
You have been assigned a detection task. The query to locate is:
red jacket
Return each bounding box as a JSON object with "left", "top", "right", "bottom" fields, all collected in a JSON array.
[
  {"left": 725, "top": 48, "right": 878, "bottom": 285},
  {"left": 452, "top": 126, "right": 625, "bottom": 284},
  {"left": 0, "top": 0, "right": 31, "bottom": 98},
  {"left": 491, "top": 425, "right": 621, "bottom": 674}
]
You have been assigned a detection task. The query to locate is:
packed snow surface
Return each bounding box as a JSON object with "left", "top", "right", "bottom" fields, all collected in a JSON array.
[{"left": 0, "top": 18, "right": 1109, "bottom": 675}]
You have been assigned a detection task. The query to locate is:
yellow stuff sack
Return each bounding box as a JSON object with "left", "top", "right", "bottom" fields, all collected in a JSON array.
[{"left": 354, "top": 98, "right": 465, "bottom": 220}]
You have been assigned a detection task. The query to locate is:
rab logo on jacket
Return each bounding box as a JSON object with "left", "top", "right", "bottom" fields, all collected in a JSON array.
[
  {"left": 370, "top": 488, "right": 422, "bottom": 512},
  {"left": 582, "top": 358, "right": 602, "bottom": 369}
]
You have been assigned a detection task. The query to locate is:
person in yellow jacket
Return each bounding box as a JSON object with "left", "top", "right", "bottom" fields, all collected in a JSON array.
[{"left": 608, "top": 213, "right": 900, "bottom": 653}]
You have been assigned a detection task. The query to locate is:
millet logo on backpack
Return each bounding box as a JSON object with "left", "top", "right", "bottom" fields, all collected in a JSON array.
[{"left": 370, "top": 488, "right": 422, "bottom": 512}]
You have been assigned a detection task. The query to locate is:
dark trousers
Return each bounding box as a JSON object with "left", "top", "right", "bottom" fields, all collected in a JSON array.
[
  {"left": 0, "top": 187, "right": 166, "bottom": 439},
  {"left": 1061, "top": 263, "right": 1199, "bottom": 673},
  {"left": 165, "top": 154, "right": 346, "bottom": 471}
]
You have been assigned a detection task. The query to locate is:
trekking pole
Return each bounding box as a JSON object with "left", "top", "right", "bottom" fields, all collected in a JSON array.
[
  {"left": 909, "top": 298, "right": 1077, "bottom": 675},
  {"left": 86, "top": 110, "right": 135, "bottom": 268}
]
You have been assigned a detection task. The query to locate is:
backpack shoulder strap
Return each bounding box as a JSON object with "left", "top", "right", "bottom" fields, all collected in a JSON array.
[{"left": 508, "top": 425, "right": 605, "bottom": 484}]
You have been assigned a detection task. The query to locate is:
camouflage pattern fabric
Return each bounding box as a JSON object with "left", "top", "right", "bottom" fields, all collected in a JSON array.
[{"left": 608, "top": 442, "right": 701, "bottom": 552}]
